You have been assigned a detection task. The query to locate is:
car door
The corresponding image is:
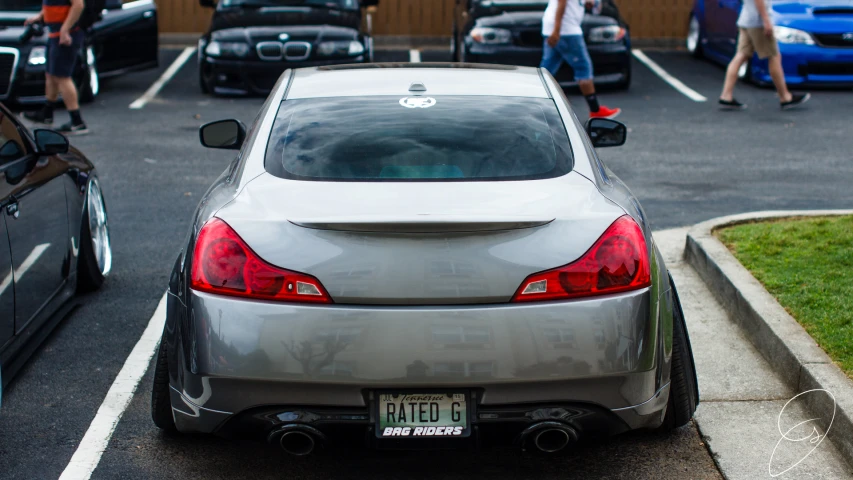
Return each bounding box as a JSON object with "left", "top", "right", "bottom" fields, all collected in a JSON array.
[
  {"left": 707, "top": 0, "right": 741, "bottom": 58},
  {"left": 0, "top": 212, "right": 13, "bottom": 351},
  {"left": 91, "top": 0, "right": 159, "bottom": 75},
  {"left": 0, "top": 108, "right": 69, "bottom": 335}
]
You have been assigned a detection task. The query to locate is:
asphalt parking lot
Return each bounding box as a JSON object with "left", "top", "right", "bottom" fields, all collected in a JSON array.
[{"left": 1, "top": 46, "right": 852, "bottom": 479}]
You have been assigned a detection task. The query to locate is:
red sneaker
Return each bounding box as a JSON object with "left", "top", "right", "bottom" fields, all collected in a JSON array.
[{"left": 590, "top": 106, "right": 621, "bottom": 119}]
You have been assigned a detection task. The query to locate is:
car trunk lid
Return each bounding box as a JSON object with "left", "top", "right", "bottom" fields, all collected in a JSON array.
[{"left": 216, "top": 172, "right": 626, "bottom": 305}]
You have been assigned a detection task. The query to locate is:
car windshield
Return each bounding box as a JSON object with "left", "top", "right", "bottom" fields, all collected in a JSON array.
[
  {"left": 264, "top": 96, "right": 573, "bottom": 182},
  {"left": 221, "top": 0, "right": 359, "bottom": 9},
  {"left": 0, "top": 0, "right": 42, "bottom": 11}
]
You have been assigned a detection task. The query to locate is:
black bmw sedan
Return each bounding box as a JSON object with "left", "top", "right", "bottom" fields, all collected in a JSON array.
[
  {"left": 198, "top": 0, "right": 379, "bottom": 96},
  {"left": 451, "top": 0, "right": 632, "bottom": 90}
]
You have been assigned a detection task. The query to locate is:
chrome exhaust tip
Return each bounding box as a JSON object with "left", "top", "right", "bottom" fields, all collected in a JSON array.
[
  {"left": 280, "top": 431, "right": 315, "bottom": 456},
  {"left": 533, "top": 428, "right": 571, "bottom": 453},
  {"left": 519, "top": 421, "right": 578, "bottom": 453},
  {"left": 267, "top": 424, "right": 326, "bottom": 456}
]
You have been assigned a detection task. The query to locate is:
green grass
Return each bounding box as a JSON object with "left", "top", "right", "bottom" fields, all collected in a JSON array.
[{"left": 716, "top": 216, "right": 853, "bottom": 378}]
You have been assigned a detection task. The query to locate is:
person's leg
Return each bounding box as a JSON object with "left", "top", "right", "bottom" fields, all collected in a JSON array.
[
  {"left": 53, "top": 31, "right": 88, "bottom": 134},
  {"left": 24, "top": 41, "right": 59, "bottom": 125},
  {"left": 540, "top": 39, "right": 564, "bottom": 76},
  {"left": 720, "top": 52, "right": 749, "bottom": 101},
  {"left": 558, "top": 35, "right": 620, "bottom": 118},
  {"left": 55, "top": 76, "right": 79, "bottom": 111},
  {"left": 766, "top": 54, "right": 791, "bottom": 103},
  {"left": 45, "top": 74, "right": 59, "bottom": 103}
]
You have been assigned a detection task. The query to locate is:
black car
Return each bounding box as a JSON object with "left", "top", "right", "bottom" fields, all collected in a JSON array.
[
  {"left": 0, "top": 0, "right": 159, "bottom": 105},
  {"left": 0, "top": 102, "right": 111, "bottom": 385},
  {"left": 451, "top": 0, "right": 632, "bottom": 89},
  {"left": 198, "top": 0, "right": 378, "bottom": 96}
]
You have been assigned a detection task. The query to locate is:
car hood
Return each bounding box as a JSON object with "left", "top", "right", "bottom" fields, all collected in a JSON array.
[
  {"left": 211, "top": 24, "right": 358, "bottom": 43},
  {"left": 773, "top": 0, "right": 853, "bottom": 32},
  {"left": 209, "top": 5, "right": 360, "bottom": 33},
  {"left": 475, "top": 11, "right": 619, "bottom": 31},
  {"left": 213, "top": 171, "right": 629, "bottom": 305}
]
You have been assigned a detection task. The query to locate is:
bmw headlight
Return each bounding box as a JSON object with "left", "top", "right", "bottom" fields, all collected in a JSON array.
[
  {"left": 205, "top": 41, "right": 250, "bottom": 58},
  {"left": 317, "top": 40, "right": 364, "bottom": 57},
  {"left": 774, "top": 26, "right": 814, "bottom": 45},
  {"left": 470, "top": 27, "right": 512, "bottom": 45},
  {"left": 588, "top": 25, "right": 626, "bottom": 43},
  {"left": 28, "top": 46, "right": 46, "bottom": 66}
]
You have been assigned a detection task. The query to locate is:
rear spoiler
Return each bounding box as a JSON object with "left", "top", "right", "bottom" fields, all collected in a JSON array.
[{"left": 289, "top": 216, "right": 554, "bottom": 233}]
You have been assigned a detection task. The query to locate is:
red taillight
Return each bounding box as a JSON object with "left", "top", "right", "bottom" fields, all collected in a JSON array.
[
  {"left": 190, "top": 218, "right": 332, "bottom": 303},
  {"left": 511, "top": 215, "right": 650, "bottom": 302}
]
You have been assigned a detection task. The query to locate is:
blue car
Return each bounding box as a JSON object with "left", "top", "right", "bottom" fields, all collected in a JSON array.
[{"left": 688, "top": 0, "right": 853, "bottom": 86}]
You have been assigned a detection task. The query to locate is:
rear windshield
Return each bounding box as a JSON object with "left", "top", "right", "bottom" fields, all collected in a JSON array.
[{"left": 263, "top": 96, "right": 573, "bottom": 182}]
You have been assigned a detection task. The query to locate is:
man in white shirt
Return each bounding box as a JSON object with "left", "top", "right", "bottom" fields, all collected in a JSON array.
[
  {"left": 541, "top": 0, "right": 621, "bottom": 119},
  {"left": 719, "top": 0, "right": 809, "bottom": 110}
]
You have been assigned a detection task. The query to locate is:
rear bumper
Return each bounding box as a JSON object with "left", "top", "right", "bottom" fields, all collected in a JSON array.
[
  {"left": 752, "top": 44, "right": 853, "bottom": 86},
  {"left": 173, "top": 383, "right": 670, "bottom": 448},
  {"left": 464, "top": 40, "right": 631, "bottom": 86},
  {"left": 167, "top": 287, "right": 669, "bottom": 438},
  {"left": 202, "top": 55, "right": 367, "bottom": 96}
]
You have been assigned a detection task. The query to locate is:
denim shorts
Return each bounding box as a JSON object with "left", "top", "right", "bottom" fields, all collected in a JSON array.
[
  {"left": 46, "top": 29, "right": 84, "bottom": 78},
  {"left": 539, "top": 34, "right": 594, "bottom": 80}
]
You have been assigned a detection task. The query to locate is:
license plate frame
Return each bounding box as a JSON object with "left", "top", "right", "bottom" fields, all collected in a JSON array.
[{"left": 373, "top": 390, "right": 472, "bottom": 439}]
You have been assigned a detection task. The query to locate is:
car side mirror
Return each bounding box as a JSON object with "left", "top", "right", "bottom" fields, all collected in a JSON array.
[
  {"left": 199, "top": 0, "right": 215, "bottom": 7},
  {"left": 361, "top": 0, "right": 379, "bottom": 6},
  {"left": 34, "top": 129, "right": 69, "bottom": 155},
  {"left": 104, "top": 0, "right": 122, "bottom": 10},
  {"left": 200, "top": 119, "right": 247, "bottom": 150},
  {"left": 585, "top": 118, "right": 627, "bottom": 148}
]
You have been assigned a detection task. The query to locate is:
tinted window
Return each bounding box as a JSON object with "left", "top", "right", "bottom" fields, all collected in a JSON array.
[{"left": 264, "top": 96, "right": 573, "bottom": 182}]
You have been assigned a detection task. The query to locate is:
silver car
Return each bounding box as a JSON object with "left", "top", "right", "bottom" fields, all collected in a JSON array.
[{"left": 151, "top": 63, "right": 699, "bottom": 455}]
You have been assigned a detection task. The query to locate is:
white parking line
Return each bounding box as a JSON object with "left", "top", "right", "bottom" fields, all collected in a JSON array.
[
  {"left": 0, "top": 244, "right": 49, "bottom": 296},
  {"left": 409, "top": 49, "right": 421, "bottom": 63},
  {"left": 59, "top": 292, "right": 168, "bottom": 480},
  {"left": 632, "top": 49, "right": 708, "bottom": 102},
  {"left": 129, "top": 47, "right": 197, "bottom": 109}
]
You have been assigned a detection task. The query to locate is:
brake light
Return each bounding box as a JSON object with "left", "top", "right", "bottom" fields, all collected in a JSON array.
[
  {"left": 511, "top": 215, "right": 650, "bottom": 302},
  {"left": 190, "top": 218, "right": 332, "bottom": 303}
]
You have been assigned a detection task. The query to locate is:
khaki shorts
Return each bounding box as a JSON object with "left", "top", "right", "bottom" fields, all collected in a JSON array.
[{"left": 737, "top": 27, "right": 779, "bottom": 59}]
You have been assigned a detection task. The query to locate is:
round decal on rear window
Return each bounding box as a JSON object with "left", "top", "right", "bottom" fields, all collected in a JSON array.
[{"left": 399, "top": 97, "right": 436, "bottom": 109}]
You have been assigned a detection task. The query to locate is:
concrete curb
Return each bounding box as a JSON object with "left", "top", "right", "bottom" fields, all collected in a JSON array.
[{"left": 685, "top": 210, "right": 853, "bottom": 468}]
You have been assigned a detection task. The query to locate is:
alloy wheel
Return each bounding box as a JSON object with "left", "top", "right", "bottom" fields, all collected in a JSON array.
[{"left": 87, "top": 179, "right": 112, "bottom": 276}]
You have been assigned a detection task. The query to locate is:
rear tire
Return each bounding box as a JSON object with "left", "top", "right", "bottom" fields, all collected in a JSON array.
[
  {"left": 660, "top": 273, "right": 699, "bottom": 430},
  {"left": 151, "top": 334, "right": 176, "bottom": 431}
]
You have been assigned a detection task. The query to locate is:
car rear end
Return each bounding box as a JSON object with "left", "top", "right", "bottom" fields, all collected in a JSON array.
[{"left": 165, "top": 66, "right": 670, "bottom": 452}]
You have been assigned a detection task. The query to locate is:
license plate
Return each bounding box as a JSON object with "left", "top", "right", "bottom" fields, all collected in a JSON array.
[{"left": 376, "top": 392, "right": 469, "bottom": 438}]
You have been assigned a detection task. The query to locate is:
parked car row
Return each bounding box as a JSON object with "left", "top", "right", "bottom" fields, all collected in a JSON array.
[{"left": 197, "top": 0, "right": 634, "bottom": 95}]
